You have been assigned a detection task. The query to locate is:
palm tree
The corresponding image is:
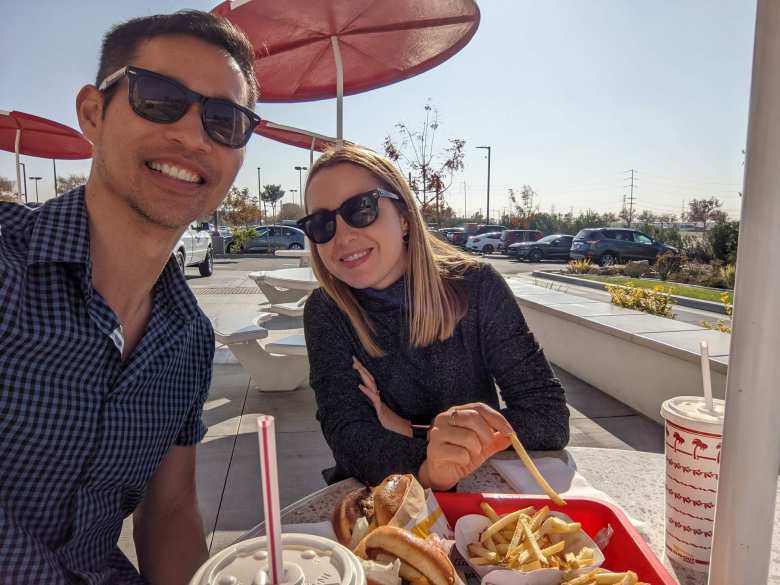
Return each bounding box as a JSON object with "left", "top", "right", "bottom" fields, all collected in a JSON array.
[
  {"left": 692, "top": 438, "right": 708, "bottom": 460},
  {"left": 672, "top": 432, "right": 685, "bottom": 453}
]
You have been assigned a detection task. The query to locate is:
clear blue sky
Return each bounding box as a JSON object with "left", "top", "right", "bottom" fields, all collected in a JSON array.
[{"left": 1, "top": 1, "right": 755, "bottom": 219}]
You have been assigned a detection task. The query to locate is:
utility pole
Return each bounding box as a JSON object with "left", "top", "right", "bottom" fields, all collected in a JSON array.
[
  {"left": 257, "top": 167, "right": 266, "bottom": 221},
  {"left": 476, "top": 146, "right": 492, "bottom": 223},
  {"left": 624, "top": 169, "right": 638, "bottom": 227},
  {"left": 294, "top": 165, "right": 307, "bottom": 208},
  {"left": 463, "top": 181, "right": 467, "bottom": 220}
]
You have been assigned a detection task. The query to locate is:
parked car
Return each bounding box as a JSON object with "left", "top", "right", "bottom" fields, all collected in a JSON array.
[
  {"left": 474, "top": 224, "right": 508, "bottom": 235},
  {"left": 465, "top": 231, "right": 503, "bottom": 254},
  {"left": 446, "top": 227, "right": 468, "bottom": 246},
  {"left": 570, "top": 228, "right": 678, "bottom": 266},
  {"left": 174, "top": 222, "right": 213, "bottom": 276},
  {"left": 497, "top": 229, "right": 543, "bottom": 252},
  {"left": 227, "top": 224, "right": 305, "bottom": 253},
  {"left": 508, "top": 234, "right": 574, "bottom": 262}
]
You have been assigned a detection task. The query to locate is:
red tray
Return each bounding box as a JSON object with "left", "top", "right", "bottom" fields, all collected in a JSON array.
[{"left": 433, "top": 492, "right": 677, "bottom": 585}]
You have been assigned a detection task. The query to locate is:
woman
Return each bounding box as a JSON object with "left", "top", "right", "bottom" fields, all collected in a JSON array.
[{"left": 300, "top": 145, "right": 568, "bottom": 491}]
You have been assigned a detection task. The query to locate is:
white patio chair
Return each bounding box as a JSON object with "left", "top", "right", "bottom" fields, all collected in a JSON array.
[
  {"left": 268, "top": 295, "right": 308, "bottom": 318},
  {"left": 213, "top": 315, "right": 309, "bottom": 392},
  {"left": 248, "top": 271, "right": 308, "bottom": 305}
]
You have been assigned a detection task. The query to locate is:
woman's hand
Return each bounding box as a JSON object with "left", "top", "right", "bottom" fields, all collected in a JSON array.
[
  {"left": 353, "top": 357, "right": 412, "bottom": 438},
  {"left": 418, "top": 403, "right": 513, "bottom": 491}
]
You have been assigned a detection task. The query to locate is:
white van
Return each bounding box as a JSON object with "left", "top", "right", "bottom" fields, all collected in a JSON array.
[{"left": 174, "top": 222, "right": 213, "bottom": 277}]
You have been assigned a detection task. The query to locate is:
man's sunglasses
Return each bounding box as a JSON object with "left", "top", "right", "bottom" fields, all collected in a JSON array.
[
  {"left": 98, "top": 66, "right": 261, "bottom": 148},
  {"left": 297, "top": 189, "right": 403, "bottom": 244}
]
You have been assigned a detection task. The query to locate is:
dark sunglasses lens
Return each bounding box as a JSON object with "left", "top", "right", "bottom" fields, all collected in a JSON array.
[
  {"left": 203, "top": 100, "right": 253, "bottom": 147},
  {"left": 131, "top": 74, "right": 188, "bottom": 122},
  {"left": 344, "top": 194, "right": 379, "bottom": 228},
  {"left": 304, "top": 212, "right": 337, "bottom": 244}
]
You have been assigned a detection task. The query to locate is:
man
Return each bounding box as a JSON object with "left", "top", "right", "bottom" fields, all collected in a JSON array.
[{"left": 0, "top": 11, "right": 259, "bottom": 584}]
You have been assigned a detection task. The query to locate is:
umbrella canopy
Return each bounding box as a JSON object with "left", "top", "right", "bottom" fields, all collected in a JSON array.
[
  {"left": 254, "top": 120, "right": 341, "bottom": 152},
  {"left": 213, "top": 0, "right": 480, "bottom": 137},
  {"left": 0, "top": 110, "right": 92, "bottom": 160},
  {"left": 1, "top": 110, "right": 92, "bottom": 199}
]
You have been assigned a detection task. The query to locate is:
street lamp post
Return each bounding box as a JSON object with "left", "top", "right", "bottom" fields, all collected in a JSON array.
[
  {"left": 30, "top": 176, "right": 43, "bottom": 202},
  {"left": 294, "top": 166, "right": 308, "bottom": 208},
  {"left": 18, "top": 162, "right": 28, "bottom": 203},
  {"left": 289, "top": 189, "right": 298, "bottom": 208},
  {"left": 257, "top": 166, "right": 266, "bottom": 220},
  {"left": 476, "top": 146, "right": 491, "bottom": 223}
]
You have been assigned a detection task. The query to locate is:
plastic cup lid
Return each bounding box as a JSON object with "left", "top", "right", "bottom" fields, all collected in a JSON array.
[
  {"left": 661, "top": 396, "right": 725, "bottom": 429},
  {"left": 189, "top": 533, "right": 365, "bottom": 585}
]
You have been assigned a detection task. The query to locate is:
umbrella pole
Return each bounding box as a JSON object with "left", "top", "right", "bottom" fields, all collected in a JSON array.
[
  {"left": 330, "top": 36, "right": 344, "bottom": 142},
  {"left": 53, "top": 159, "right": 58, "bottom": 196},
  {"left": 707, "top": 2, "right": 780, "bottom": 583},
  {"left": 14, "top": 129, "right": 22, "bottom": 200}
]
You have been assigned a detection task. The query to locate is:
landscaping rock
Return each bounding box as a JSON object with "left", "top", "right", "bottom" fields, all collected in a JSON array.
[{"left": 624, "top": 260, "right": 651, "bottom": 278}]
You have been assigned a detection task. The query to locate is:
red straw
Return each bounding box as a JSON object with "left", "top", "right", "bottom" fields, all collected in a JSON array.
[{"left": 258, "top": 415, "right": 283, "bottom": 584}]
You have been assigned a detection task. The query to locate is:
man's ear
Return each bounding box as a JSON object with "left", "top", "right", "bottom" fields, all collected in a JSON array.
[{"left": 76, "top": 85, "right": 104, "bottom": 144}]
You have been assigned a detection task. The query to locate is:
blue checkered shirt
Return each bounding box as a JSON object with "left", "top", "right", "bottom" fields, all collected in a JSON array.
[{"left": 0, "top": 187, "right": 214, "bottom": 584}]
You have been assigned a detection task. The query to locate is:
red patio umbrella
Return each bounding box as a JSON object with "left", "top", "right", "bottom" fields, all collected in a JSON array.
[
  {"left": 0, "top": 110, "right": 92, "bottom": 200},
  {"left": 255, "top": 119, "right": 341, "bottom": 155},
  {"left": 212, "top": 0, "right": 480, "bottom": 139}
]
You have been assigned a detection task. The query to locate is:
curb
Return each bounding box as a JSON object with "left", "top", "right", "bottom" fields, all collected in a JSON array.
[
  {"left": 215, "top": 253, "right": 278, "bottom": 259},
  {"left": 531, "top": 271, "right": 729, "bottom": 315}
]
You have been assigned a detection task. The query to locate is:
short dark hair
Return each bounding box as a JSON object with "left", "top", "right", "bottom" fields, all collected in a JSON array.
[{"left": 97, "top": 10, "right": 257, "bottom": 108}]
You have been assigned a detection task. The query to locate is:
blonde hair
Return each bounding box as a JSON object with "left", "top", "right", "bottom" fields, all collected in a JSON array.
[{"left": 305, "top": 144, "right": 480, "bottom": 357}]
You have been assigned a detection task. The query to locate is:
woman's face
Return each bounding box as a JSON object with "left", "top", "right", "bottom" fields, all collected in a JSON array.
[{"left": 306, "top": 163, "right": 408, "bottom": 290}]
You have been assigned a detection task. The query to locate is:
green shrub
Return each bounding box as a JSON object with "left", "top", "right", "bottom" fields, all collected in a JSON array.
[
  {"left": 681, "top": 236, "right": 713, "bottom": 264},
  {"left": 229, "top": 226, "right": 257, "bottom": 253},
  {"left": 720, "top": 264, "right": 736, "bottom": 289},
  {"left": 607, "top": 284, "right": 675, "bottom": 318},
  {"left": 655, "top": 253, "right": 685, "bottom": 281},
  {"left": 567, "top": 258, "right": 593, "bottom": 275},
  {"left": 708, "top": 221, "right": 739, "bottom": 264}
]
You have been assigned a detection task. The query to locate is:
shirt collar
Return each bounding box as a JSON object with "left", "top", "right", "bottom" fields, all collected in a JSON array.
[
  {"left": 27, "top": 185, "right": 91, "bottom": 266},
  {"left": 157, "top": 256, "right": 202, "bottom": 323},
  {"left": 27, "top": 185, "right": 201, "bottom": 322}
]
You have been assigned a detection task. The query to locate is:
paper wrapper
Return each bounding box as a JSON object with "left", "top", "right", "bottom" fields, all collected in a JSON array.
[
  {"left": 398, "top": 488, "right": 454, "bottom": 540},
  {"left": 454, "top": 514, "right": 605, "bottom": 585}
]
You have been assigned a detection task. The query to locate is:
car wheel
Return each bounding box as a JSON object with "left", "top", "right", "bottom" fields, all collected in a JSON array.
[
  {"left": 529, "top": 249, "right": 543, "bottom": 263},
  {"left": 289, "top": 242, "right": 303, "bottom": 250},
  {"left": 482, "top": 244, "right": 494, "bottom": 255},
  {"left": 176, "top": 250, "right": 186, "bottom": 274},
  {"left": 198, "top": 248, "right": 214, "bottom": 277},
  {"left": 600, "top": 252, "right": 618, "bottom": 266}
]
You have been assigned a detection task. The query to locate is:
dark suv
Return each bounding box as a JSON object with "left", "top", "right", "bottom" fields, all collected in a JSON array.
[{"left": 570, "top": 228, "right": 677, "bottom": 266}]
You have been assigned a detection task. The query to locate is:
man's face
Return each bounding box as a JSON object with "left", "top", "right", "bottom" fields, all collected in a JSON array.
[{"left": 91, "top": 35, "right": 250, "bottom": 229}]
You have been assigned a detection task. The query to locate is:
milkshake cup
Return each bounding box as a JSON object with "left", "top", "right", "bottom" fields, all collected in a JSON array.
[
  {"left": 660, "top": 396, "right": 725, "bottom": 571},
  {"left": 189, "top": 533, "right": 366, "bottom": 585}
]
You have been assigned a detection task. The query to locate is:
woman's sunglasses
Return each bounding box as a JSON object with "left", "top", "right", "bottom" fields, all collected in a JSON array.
[
  {"left": 297, "top": 189, "right": 403, "bottom": 244},
  {"left": 98, "top": 66, "right": 261, "bottom": 148}
]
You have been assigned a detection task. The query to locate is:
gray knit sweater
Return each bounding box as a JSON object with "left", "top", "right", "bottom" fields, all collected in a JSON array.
[{"left": 303, "top": 263, "right": 569, "bottom": 485}]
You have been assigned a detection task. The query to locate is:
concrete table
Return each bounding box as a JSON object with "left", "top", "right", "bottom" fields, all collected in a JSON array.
[
  {"left": 275, "top": 249, "right": 311, "bottom": 267},
  {"left": 237, "top": 446, "right": 780, "bottom": 585},
  {"left": 263, "top": 267, "right": 320, "bottom": 292}
]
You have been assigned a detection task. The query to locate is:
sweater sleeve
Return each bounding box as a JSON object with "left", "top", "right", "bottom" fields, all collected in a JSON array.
[
  {"left": 303, "top": 290, "right": 428, "bottom": 485},
  {"left": 475, "top": 265, "right": 570, "bottom": 450}
]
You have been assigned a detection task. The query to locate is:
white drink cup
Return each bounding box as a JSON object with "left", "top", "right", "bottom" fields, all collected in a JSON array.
[
  {"left": 660, "top": 396, "right": 725, "bottom": 571},
  {"left": 189, "top": 533, "right": 366, "bottom": 585}
]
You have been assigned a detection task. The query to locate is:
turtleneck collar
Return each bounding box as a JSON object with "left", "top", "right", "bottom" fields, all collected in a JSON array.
[{"left": 352, "top": 276, "right": 407, "bottom": 309}]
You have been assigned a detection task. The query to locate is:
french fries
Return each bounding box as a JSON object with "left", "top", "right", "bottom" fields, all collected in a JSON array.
[
  {"left": 509, "top": 433, "right": 566, "bottom": 506},
  {"left": 561, "top": 568, "right": 651, "bottom": 585},
  {"left": 468, "top": 501, "right": 592, "bottom": 573}
]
